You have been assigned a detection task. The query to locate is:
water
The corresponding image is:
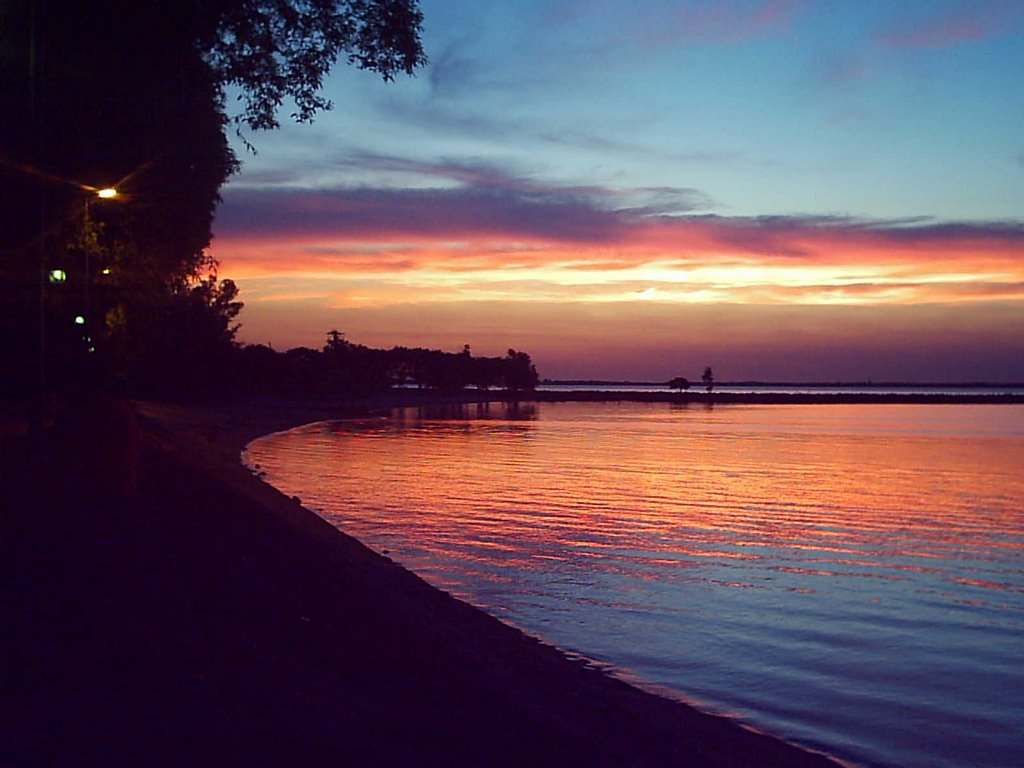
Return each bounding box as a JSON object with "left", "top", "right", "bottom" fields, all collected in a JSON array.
[
  {"left": 540, "top": 383, "right": 1024, "bottom": 396},
  {"left": 245, "top": 402, "right": 1024, "bottom": 768}
]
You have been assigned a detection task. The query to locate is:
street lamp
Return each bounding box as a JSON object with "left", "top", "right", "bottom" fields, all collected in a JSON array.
[
  {"left": 34, "top": 184, "right": 121, "bottom": 451},
  {"left": 81, "top": 186, "right": 118, "bottom": 334}
]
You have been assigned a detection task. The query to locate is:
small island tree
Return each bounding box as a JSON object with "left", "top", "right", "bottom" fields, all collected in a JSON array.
[{"left": 668, "top": 377, "right": 690, "bottom": 392}]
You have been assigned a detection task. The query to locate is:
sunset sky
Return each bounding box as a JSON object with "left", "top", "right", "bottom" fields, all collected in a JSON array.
[{"left": 211, "top": 0, "right": 1024, "bottom": 382}]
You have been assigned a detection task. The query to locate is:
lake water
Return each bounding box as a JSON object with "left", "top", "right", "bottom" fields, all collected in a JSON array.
[
  {"left": 540, "top": 384, "right": 1024, "bottom": 396},
  {"left": 244, "top": 402, "right": 1024, "bottom": 768}
]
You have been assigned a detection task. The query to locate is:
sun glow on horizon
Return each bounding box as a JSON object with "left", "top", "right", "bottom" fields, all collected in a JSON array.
[{"left": 215, "top": 233, "right": 1024, "bottom": 310}]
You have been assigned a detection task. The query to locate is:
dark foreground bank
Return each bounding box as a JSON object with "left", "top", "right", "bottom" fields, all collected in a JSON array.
[{"left": 2, "top": 399, "right": 842, "bottom": 767}]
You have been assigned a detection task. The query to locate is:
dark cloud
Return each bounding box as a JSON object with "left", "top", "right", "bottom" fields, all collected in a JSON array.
[
  {"left": 615, "top": 186, "right": 715, "bottom": 215},
  {"left": 338, "top": 152, "right": 562, "bottom": 195},
  {"left": 217, "top": 185, "right": 630, "bottom": 243},
  {"left": 218, "top": 177, "right": 1024, "bottom": 260},
  {"left": 218, "top": 152, "right": 715, "bottom": 244},
  {"left": 865, "top": 219, "right": 1024, "bottom": 246},
  {"left": 675, "top": 214, "right": 1024, "bottom": 254},
  {"left": 331, "top": 152, "right": 713, "bottom": 214}
]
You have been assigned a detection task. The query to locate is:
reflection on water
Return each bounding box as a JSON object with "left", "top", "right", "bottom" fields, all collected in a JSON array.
[{"left": 245, "top": 403, "right": 1024, "bottom": 768}]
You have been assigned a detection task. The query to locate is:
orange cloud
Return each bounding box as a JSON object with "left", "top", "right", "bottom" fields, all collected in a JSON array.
[
  {"left": 210, "top": 185, "right": 1024, "bottom": 379},
  {"left": 213, "top": 210, "right": 1024, "bottom": 309}
]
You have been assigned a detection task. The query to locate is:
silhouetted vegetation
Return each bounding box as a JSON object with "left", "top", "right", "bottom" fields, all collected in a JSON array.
[
  {"left": 234, "top": 334, "right": 539, "bottom": 399},
  {"left": 668, "top": 377, "right": 690, "bottom": 392},
  {"left": 702, "top": 366, "right": 714, "bottom": 393},
  {"left": 200, "top": 0, "right": 425, "bottom": 133},
  {"left": 1, "top": 1, "right": 425, "bottom": 400},
  {"left": 115, "top": 279, "right": 244, "bottom": 400}
]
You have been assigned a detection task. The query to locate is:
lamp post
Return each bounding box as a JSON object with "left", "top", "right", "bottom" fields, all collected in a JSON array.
[{"left": 81, "top": 187, "right": 118, "bottom": 350}]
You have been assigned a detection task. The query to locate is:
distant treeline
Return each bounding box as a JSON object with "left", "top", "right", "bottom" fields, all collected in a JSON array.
[{"left": 230, "top": 332, "right": 539, "bottom": 399}]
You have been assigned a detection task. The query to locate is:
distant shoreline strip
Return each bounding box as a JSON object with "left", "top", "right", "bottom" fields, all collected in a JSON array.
[{"left": 506, "top": 391, "right": 1024, "bottom": 405}]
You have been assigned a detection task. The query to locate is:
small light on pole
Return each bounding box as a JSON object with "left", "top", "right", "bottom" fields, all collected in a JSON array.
[{"left": 82, "top": 187, "right": 119, "bottom": 349}]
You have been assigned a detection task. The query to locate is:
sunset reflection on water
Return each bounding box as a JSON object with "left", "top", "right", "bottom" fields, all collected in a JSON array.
[{"left": 246, "top": 403, "right": 1024, "bottom": 768}]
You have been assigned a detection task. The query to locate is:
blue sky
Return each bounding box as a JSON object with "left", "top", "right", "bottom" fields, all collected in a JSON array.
[
  {"left": 227, "top": 0, "right": 1023, "bottom": 218},
  {"left": 212, "top": 0, "right": 1024, "bottom": 381}
]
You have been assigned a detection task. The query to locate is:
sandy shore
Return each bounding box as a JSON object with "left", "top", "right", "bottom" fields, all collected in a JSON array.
[{"left": 1, "top": 395, "right": 847, "bottom": 766}]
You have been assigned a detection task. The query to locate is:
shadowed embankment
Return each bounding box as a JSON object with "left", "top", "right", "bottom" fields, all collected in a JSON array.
[{"left": 1, "top": 397, "right": 843, "bottom": 767}]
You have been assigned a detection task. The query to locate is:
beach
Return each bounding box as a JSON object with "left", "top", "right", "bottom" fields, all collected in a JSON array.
[{"left": 0, "top": 394, "right": 849, "bottom": 766}]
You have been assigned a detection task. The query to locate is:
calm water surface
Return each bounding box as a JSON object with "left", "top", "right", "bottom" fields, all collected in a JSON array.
[
  {"left": 245, "top": 403, "right": 1024, "bottom": 768},
  {"left": 540, "top": 383, "right": 1024, "bottom": 396}
]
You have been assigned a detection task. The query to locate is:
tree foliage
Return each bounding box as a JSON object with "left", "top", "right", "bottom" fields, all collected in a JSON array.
[
  {"left": 0, "top": 0, "right": 425, "bottom": 397},
  {"left": 199, "top": 0, "right": 426, "bottom": 130},
  {"left": 668, "top": 377, "right": 690, "bottom": 392},
  {"left": 234, "top": 335, "right": 540, "bottom": 398},
  {"left": 115, "top": 278, "right": 244, "bottom": 400},
  {"left": 702, "top": 366, "right": 714, "bottom": 393},
  {"left": 1, "top": 0, "right": 238, "bottom": 394}
]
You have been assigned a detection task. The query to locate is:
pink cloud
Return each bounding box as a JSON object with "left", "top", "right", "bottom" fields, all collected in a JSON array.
[
  {"left": 628, "top": 0, "right": 802, "bottom": 47},
  {"left": 213, "top": 185, "right": 1024, "bottom": 282},
  {"left": 880, "top": 1, "right": 1024, "bottom": 49}
]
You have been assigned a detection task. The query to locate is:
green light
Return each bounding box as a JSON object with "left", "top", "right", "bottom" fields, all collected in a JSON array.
[
  {"left": 74, "top": 315, "right": 86, "bottom": 325},
  {"left": 48, "top": 269, "right": 67, "bottom": 284}
]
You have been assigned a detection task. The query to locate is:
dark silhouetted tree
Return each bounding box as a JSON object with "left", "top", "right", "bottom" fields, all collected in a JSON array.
[
  {"left": 2, "top": 1, "right": 237, "bottom": 396},
  {"left": 668, "top": 377, "right": 690, "bottom": 392},
  {"left": 326, "top": 329, "right": 348, "bottom": 352},
  {"left": 230, "top": 335, "right": 542, "bottom": 397},
  {"left": 702, "top": 366, "right": 714, "bottom": 393},
  {"left": 1, "top": 0, "right": 425, "bottom": 399},
  {"left": 199, "top": 0, "right": 426, "bottom": 132},
  {"left": 503, "top": 349, "right": 540, "bottom": 392},
  {"left": 118, "top": 277, "right": 244, "bottom": 399}
]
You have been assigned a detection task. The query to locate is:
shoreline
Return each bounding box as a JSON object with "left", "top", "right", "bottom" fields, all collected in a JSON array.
[
  {"left": 6, "top": 394, "right": 850, "bottom": 765},
  {"left": 151, "top": 396, "right": 848, "bottom": 766},
  {"left": 534, "top": 390, "right": 1024, "bottom": 404}
]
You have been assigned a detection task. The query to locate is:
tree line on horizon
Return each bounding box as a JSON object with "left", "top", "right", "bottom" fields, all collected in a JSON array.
[
  {"left": 668, "top": 367, "right": 715, "bottom": 393},
  {"left": 229, "top": 334, "right": 540, "bottom": 400}
]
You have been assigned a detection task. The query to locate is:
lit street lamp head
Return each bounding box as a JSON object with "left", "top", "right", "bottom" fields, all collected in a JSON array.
[{"left": 97, "top": 187, "right": 118, "bottom": 199}]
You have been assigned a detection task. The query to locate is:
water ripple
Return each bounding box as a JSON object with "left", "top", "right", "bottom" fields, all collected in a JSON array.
[{"left": 246, "top": 402, "right": 1024, "bottom": 768}]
